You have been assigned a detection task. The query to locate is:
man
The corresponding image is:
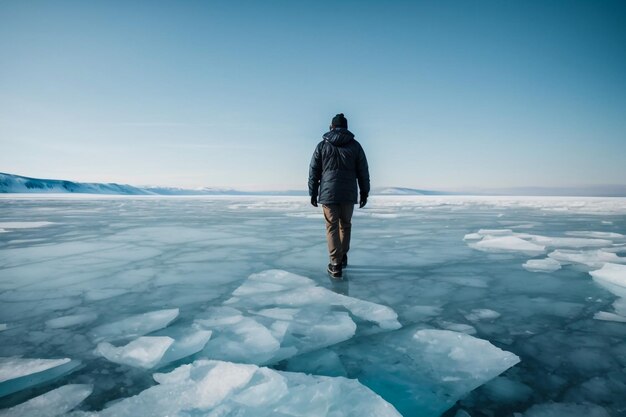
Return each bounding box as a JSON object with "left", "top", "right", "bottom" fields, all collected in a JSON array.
[{"left": 308, "top": 113, "right": 370, "bottom": 278}]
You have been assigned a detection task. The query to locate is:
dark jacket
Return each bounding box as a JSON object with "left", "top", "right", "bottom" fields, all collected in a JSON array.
[{"left": 308, "top": 128, "right": 370, "bottom": 204}]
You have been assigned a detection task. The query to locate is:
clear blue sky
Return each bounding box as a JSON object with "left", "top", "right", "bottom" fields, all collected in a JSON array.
[{"left": 1, "top": 1, "right": 625, "bottom": 190}]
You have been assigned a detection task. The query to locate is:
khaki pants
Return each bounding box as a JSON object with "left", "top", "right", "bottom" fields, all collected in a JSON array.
[{"left": 322, "top": 203, "right": 354, "bottom": 265}]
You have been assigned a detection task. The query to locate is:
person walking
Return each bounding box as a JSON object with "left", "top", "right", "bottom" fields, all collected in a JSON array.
[{"left": 308, "top": 113, "right": 370, "bottom": 278}]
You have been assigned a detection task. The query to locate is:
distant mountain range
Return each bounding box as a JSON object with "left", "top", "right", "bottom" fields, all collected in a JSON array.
[{"left": 1, "top": 172, "right": 624, "bottom": 196}]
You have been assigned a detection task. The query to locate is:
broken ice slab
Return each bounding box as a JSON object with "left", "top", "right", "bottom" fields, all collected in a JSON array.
[
  {"left": 0, "top": 357, "right": 81, "bottom": 397},
  {"left": 195, "top": 269, "right": 401, "bottom": 365},
  {"left": 82, "top": 359, "right": 402, "bottom": 417},
  {"left": 590, "top": 263, "right": 626, "bottom": 298},
  {"left": 95, "top": 328, "right": 212, "bottom": 369},
  {"left": 287, "top": 328, "right": 520, "bottom": 417},
  {"left": 0, "top": 384, "right": 92, "bottom": 417},
  {"left": 470, "top": 236, "right": 546, "bottom": 255},
  {"left": 522, "top": 258, "right": 562, "bottom": 273},
  {"left": 89, "top": 308, "right": 179, "bottom": 342},
  {"left": 590, "top": 263, "right": 626, "bottom": 322},
  {"left": 45, "top": 313, "right": 98, "bottom": 329},
  {"left": 95, "top": 336, "right": 174, "bottom": 369}
]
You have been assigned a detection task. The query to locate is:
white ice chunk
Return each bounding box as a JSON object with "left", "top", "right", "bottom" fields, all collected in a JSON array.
[
  {"left": 0, "top": 324, "right": 6, "bottom": 331},
  {"left": 96, "top": 336, "right": 175, "bottom": 369},
  {"left": 45, "top": 313, "right": 98, "bottom": 329},
  {"left": 523, "top": 234, "right": 613, "bottom": 249},
  {"left": 439, "top": 321, "right": 476, "bottom": 334},
  {"left": 227, "top": 270, "right": 400, "bottom": 331},
  {"left": 89, "top": 308, "right": 179, "bottom": 342},
  {"left": 0, "top": 357, "right": 71, "bottom": 383},
  {"left": 465, "top": 309, "right": 501, "bottom": 321},
  {"left": 549, "top": 249, "right": 626, "bottom": 269},
  {"left": 157, "top": 329, "right": 213, "bottom": 367},
  {"left": 0, "top": 357, "right": 81, "bottom": 397},
  {"left": 88, "top": 359, "right": 401, "bottom": 417},
  {"left": 565, "top": 231, "right": 624, "bottom": 239},
  {"left": 593, "top": 311, "right": 626, "bottom": 323},
  {"left": 195, "top": 270, "right": 399, "bottom": 365},
  {"left": 472, "top": 236, "right": 545, "bottom": 255},
  {"left": 589, "top": 263, "right": 626, "bottom": 298},
  {"left": 0, "top": 222, "right": 55, "bottom": 229},
  {"left": 477, "top": 229, "right": 514, "bottom": 236},
  {"left": 523, "top": 258, "right": 562, "bottom": 273},
  {"left": 0, "top": 384, "right": 92, "bottom": 417},
  {"left": 463, "top": 233, "right": 482, "bottom": 240}
]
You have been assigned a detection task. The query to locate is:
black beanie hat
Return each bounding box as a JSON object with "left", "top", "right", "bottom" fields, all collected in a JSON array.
[{"left": 331, "top": 113, "right": 348, "bottom": 129}]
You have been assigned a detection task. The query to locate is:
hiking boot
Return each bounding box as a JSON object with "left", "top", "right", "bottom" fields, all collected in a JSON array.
[
  {"left": 341, "top": 254, "right": 348, "bottom": 268},
  {"left": 327, "top": 263, "right": 342, "bottom": 279}
]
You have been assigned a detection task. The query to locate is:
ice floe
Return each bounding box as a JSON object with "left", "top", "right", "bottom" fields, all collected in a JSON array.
[
  {"left": 471, "top": 236, "right": 546, "bottom": 255},
  {"left": 549, "top": 249, "right": 626, "bottom": 269},
  {"left": 0, "top": 357, "right": 81, "bottom": 397},
  {"left": 590, "top": 263, "right": 626, "bottom": 298},
  {"left": 89, "top": 308, "right": 179, "bottom": 342},
  {"left": 0, "top": 222, "right": 55, "bottom": 229},
  {"left": 78, "top": 359, "right": 402, "bottom": 417},
  {"left": 523, "top": 258, "right": 562, "bottom": 273},
  {"left": 96, "top": 336, "right": 175, "bottom": 369},
  {"left": 0, "top": 384, "right": 92, "bottom": 417},
  {"left": 195, "top": 270, "right": 400, "bottom": 365},
  {"left": 321, "top": 328, "right": 520, "bottom": 416},
  {"left": 45, "top": 313, "right": 98, "bottom": 329},
  {"left": 465, "top": 308, "right": 502, "bottom": 321}
]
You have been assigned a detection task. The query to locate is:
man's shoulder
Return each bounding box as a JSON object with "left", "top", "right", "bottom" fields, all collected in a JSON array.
[{"left": 350, "top": 139, "right": 365, "bottom": 151}]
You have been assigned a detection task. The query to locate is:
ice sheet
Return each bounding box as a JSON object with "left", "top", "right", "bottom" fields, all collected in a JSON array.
[{"left": 1, "top": 195, "right": 625, "bottom": 416}]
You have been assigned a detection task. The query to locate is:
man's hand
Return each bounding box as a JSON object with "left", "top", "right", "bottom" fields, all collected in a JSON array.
[
  {"left": 311, "top": 196, "right": 318, "bottom": 207},
  {"left": 359, "top": 194, "right": 368, "bottom": 208}
]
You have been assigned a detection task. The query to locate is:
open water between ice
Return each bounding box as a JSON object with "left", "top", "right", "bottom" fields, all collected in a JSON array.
[{"left": 0, "top": 195, "right": 625, "bottom": 416}]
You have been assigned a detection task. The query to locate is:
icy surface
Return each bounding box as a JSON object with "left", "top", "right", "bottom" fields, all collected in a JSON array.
[
  {"left": 1, "top": 195, "right": 626, "bottom": 416},
  {"left": 80, "top": 359, "right": 402, "bottom": 417},
  {"left": 0, "top": 384, "right": 92, "bottom": 417}
]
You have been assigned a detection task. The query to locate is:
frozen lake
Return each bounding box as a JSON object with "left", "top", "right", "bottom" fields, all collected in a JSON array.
[{"left": 1, "top": 195, "right": 625, "bottom": 417}]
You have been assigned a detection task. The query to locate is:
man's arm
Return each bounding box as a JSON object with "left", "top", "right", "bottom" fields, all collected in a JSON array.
[
  {"left": 308, "top": 142, "right": 323, "bottom": 205},
  {"left": 356, "top": 144, "right": 370, "bottom": 203}
]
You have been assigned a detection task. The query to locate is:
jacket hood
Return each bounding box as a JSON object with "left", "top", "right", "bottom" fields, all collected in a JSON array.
[{"left": 323, "top": 128, "right": 354, "bottom": 147}]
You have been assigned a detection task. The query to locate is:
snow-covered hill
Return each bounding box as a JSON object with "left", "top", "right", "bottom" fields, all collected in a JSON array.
[
  {"left": 0, "top": 172, "right": 153, "bottom": 195},
  {"left": 1, "top": 173, "right": 449, "bottom": 196}
]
